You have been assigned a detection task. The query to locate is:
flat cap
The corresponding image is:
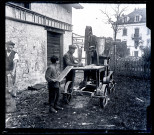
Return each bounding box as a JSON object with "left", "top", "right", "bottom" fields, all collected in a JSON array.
[
  {"left": 69, "top": 44, "right": 77, "bottom": 49},
  {"left": 6, "top": 41, "right": 15, "bottom": 46}
]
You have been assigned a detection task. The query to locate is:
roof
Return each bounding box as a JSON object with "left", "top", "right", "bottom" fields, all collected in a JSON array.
[
  {"left": 117, "top": 8, "right": 146, "bottom": 25},
  {"left": 70, "top": 4, "right": 84, "bottom": 9}
]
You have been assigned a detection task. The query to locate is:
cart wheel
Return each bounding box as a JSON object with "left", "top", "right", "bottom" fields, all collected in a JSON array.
[
  {"left": 111, "top": 81, "right": 116, "bottom": 93},
  {"left": 63, "top": 93, "right": 72, "bottom": 104},
  {"left": 108, "top": 82, "right": 113, "bottom": 94},
  {"left": 100, "top": 97, "right": 108, "bottom": 109},
  {"left": 63, "top": 81, "right": 72, "bottom": 104},
  {"left": 107, "top": 83, "right": 111, "bottom": 95},
  {"left": 101, "top": 84, "right": 108, "bottom": 96},
  {"left": 100, "top": 84, "right": 108, "bottom": 108}
]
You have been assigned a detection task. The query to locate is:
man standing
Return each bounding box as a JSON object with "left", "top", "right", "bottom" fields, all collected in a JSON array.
[
  {"left": 63, "top": 45, "right": 82, "bottom": 83},
  {"left": 45, "top": 55, "right": 63, "bottom": 113},
  {"left": 5, "top": 41, "right": 19, "bottom": 113}
]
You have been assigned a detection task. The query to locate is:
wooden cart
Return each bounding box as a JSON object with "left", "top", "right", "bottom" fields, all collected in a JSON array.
[
  {"left": 62, "top": 26, "right": 116, "bottom": 108},
  {"left": 62, "top": 64, "right": 115, "bottom": 108}
]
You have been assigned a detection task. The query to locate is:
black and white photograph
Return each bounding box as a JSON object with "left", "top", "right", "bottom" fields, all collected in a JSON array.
[{"left": 4, "top": 1, "right": 151, "bottom": 134}]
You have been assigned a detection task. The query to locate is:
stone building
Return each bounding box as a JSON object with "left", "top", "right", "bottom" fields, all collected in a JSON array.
[
  {"left": 5, "top": 2, "right": 83, "bottom": 91},
  {"left": 116, "top": 8, "right": 151, "bottom": 57}
]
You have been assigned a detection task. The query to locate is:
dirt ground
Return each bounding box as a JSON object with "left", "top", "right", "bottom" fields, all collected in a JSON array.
[{"left": 5, "top": 73, "right": 151, "bottom": 132}]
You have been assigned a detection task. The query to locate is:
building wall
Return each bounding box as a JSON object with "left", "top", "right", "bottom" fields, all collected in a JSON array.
[
  {"left": 6, "top": 19, "right": 47, "bottom": 91},
  {"left": 116, "top": 23, "right": 151, "bottom": 57},
  {"left": 31, "top": 3, "right": 73, "bottom": 57},
  {"left": 31, "top": 3, "right": 72, "bottom": 24},
  {"left": 63, "top": 31, "right": 72, "bottom": 55},
  {"left": 5, "top": 3, "right": 73, "bottom": 91}
]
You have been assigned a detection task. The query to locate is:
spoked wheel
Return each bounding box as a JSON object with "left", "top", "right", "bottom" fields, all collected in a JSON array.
[
  {"left": 107, "top": 83, "right": 111, "bottom": 95},
  {"left": 111, "top": 80, "right": 116, "bottom": 93},
  {"left": 63, "top": 81, "right": 72, "bottom": 104},
  {"left": 107, "top": 79, "right": 116, "bottom": 94},
  {"left": 100, "top": 84, "right": 108, "bottom": 109}
]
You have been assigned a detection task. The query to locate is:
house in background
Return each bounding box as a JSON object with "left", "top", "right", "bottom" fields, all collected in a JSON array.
[
  {"left": 116, "top": 8, "right": 151, "bottom": 57},
  {"left": 5, "top": 2, "right": 83, "bottom": 91}
]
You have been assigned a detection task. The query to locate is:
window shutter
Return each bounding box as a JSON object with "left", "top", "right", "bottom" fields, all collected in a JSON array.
[{"left": 139, "top": 15, "right": 142, "bottom": 21}]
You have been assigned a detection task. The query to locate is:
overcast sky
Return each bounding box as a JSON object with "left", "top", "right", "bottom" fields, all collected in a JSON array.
[{"left": 72, "top": 3, "right": 146, "bottom": 38}]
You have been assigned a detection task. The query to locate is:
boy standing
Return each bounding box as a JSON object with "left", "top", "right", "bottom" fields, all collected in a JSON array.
[{"left": 45, "top": 55, "right": 63, "bottom": 113}]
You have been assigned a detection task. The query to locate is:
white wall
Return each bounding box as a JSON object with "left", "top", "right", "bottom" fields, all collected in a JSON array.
[
  {"left": 117, "top": 23, "right": 151, "bottom": 57},
  {"left": 31, "top": 3, "right": 72, "bottom": 24}
]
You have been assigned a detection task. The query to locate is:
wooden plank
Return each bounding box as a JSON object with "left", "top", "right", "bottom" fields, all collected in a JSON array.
[
  {"left": 73, "top": 65, "right": 106, "bottom": 70},
  {"left": 47, "top": 38, "right": 60, "bottom": 41},
  {"left": 47, "top": 44, "right": 60, "bottom": 47},
  {"left": 56, "top": 66, "right": 74, "bottom": 82},
  {"left": 47, "top": 48, "right": 59, "bottom": 51}
]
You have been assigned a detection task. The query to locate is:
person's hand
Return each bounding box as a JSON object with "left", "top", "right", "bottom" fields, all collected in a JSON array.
[{"left": 52, "top": 79, "right": 57, "bottom": 82}]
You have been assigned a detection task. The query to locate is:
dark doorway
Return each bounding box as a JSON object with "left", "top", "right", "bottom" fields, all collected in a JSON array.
[{"left": 47, "top": 31, "right": 63, "bottom": 70}]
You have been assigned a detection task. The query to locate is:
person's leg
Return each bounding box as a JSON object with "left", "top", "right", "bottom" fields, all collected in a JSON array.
[
  {"left": 5, "top": 71, "right": 16, "bottom": 113},
  {"left": 54, "top": 88, "right": 59, "bottom": 106},
  {"left": 11, "top": 72, "right": 17, "bottom": 97},
  {"left": 79, "top": 71, "right": 88, "bottom": 88},
  {"left": 48, "top": 85, "right": 57, "bottom": 113},
  {"left": 48, "top": 85, "right": 51, "bottom": 105},
  {"left": 54, "top": 88, "right": 63, "bottom": 110}
]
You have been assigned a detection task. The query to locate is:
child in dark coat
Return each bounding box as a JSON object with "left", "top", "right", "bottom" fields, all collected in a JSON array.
[{"left": 45, "top": 55, "right": 63, "bottom": 113}]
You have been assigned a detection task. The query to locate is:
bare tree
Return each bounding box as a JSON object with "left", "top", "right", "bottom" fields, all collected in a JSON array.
[
  {"left": 100, "top": 4, "right": 128, "bottom": 71},
  {"left": 100, "top": 4, "right": 128, "bottom": 41}
]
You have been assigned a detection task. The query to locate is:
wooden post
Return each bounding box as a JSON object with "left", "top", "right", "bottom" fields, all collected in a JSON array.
[{"left": 113, "top": 43, "right": 116, "bottom": 72}]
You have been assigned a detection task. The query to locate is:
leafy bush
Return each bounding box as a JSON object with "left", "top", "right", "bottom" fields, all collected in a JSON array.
[{"left": 141, "top": 46, "right": 151, "bottom": 62}]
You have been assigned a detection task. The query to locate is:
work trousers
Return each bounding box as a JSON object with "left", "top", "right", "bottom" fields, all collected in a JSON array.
[
  {"left": 5, "top": 71, "right": 16, "bottom": 113},
  {"left": 48, "top": 83, "right": 60, "bottom": 107}
]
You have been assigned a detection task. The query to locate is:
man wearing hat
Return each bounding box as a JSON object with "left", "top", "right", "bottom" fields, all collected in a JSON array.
[
  {"left": 63, "top": 45, "right": 83, "bottom": 83},
  {"left": 5, "top": 41, "right": 19, "bottom": 113}
]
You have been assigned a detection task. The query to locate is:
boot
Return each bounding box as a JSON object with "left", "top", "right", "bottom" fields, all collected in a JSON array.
[
  {"left": 54, "top": 105, "right": 63, "bottom": 110},
  {"left": 49, "top": 106, "right": 57, "bottom": 113}
]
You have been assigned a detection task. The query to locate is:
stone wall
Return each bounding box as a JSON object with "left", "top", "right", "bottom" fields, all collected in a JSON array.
[
  {"left": 5, "top": 3, "right": 73, "bottom": 91},
  {"left": 6, "top": 19, "right": 47, "bottom": 91}
]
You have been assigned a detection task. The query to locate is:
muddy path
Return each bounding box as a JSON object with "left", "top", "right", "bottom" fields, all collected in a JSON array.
[{"left": 5, "top": 75, "right": 151, "bottom": 131}]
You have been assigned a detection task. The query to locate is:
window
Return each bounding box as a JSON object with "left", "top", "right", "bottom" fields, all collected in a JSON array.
[
  {"left": 124, "top": 17, "right": 127, "bottom": 23},
  {"left": 134, "top": 51, "right": 138, "bottom": 57},
  {"left": 123, "top": 41, "right": 127, "bottom": 45},
  {"left": 123, "top": 28, "right": 127, "bottom": 36},
  {"left": 122, "top": 16, "right": 129, "bottom": 23},
  {"left": 134, "top": 28, "right": 139, "bottom": 37},
  {"left": 135, "top": 15, "right": 140, "bottom": 22}
]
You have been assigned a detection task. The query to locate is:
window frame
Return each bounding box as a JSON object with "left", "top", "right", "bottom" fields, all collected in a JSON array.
[
  {"left": 122, "top": 28, "right": 127, "bottom": 36},
  {"left": 134, "top": 51, "right": 138, "bottom": 57},
  {"left": 134, "top": 15, "right": 140, "bottom": 22}
]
